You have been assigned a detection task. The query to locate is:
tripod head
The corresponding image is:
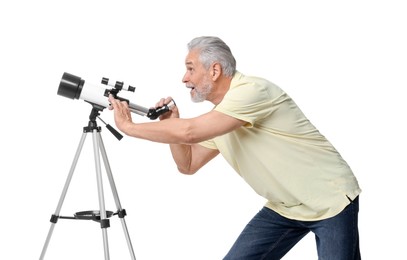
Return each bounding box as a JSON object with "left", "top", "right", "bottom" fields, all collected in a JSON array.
[{"left": 85, "top": 104, "right": 123, "bottom": 141}]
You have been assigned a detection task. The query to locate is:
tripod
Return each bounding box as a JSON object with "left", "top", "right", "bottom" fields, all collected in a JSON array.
[{"left": 40, "top": 106, "right": 136, "bottom": 260}]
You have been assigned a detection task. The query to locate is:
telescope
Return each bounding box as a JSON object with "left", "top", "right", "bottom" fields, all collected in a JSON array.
[{"left": 57, "top": 72, "right": 175, "bottom": 120}]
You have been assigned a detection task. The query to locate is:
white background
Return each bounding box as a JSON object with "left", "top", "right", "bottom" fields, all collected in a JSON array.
[{"left": 1, "top": 1, "right": 406, "bottom": 259}]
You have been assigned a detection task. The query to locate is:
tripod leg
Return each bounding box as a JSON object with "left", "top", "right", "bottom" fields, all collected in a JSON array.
[
  {"left": 98, "top": 133, "right": 137, "bottom": 260},
  {"left": 92, "top": 130, "right": 111, "bottom": 260},
  {"left": 40, "top": 132, "right": 88, "bottom": 260}
]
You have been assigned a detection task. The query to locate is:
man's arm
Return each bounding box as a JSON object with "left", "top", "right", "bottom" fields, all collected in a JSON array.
[
  {"left": 109, "top": 95, "right": 245, "bottom": 144},
  {"left": 169, "top": 143, "right": 219, "bottom": 175},
  {"left": 108, "top": 95, "right": 245, "bottom": 173}
]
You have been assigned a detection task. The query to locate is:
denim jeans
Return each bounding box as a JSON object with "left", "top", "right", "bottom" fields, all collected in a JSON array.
[{"left": 224, "top": 197, "right": 360, "bottom": 260}]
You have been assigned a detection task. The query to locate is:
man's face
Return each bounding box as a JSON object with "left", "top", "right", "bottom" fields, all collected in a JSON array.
[{"left": 182, "top": 50, "right": 213, "bottom": 103}]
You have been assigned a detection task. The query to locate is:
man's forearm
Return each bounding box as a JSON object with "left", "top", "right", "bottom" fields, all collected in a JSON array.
[
  {"left": 120, "top": 118, "right": 194, "bottom": 144},
  {"left": 169, "top": 143, "right": 194, "bottom": 174}
]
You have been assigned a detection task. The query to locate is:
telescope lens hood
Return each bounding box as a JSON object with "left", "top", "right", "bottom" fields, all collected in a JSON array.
[{"left": 58, "top": 72, "right": 84, "bottom": 100}]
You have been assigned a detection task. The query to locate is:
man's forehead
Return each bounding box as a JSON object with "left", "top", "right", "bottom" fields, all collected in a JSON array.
[{"left": 185, "top": 50, "right": 200, "bottom": 65}]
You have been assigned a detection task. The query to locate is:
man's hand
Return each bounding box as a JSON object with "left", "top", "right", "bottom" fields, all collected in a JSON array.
[
  {"left": 155, "top": 97, "right": 180, "bottom": 120},
  {"left": 108, "top": 94, "right": 133, "bottom": 134}
]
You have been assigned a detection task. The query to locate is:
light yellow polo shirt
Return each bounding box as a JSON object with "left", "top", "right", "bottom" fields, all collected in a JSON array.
[{"left": 200, "top": 72, "right": 361, "bottom": 221}]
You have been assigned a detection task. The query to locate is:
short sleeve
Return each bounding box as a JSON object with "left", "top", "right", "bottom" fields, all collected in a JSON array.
[
  {"left": 199, "top": 139, "right": 218, "bottom": 150},
  {"left": 215, "top": 78, "right": 281, "bottom": 127}
]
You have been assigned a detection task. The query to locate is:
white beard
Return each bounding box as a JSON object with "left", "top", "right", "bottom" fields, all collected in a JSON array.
[{"left": 191, "top": 79, "right": 213, "bottom": 103}]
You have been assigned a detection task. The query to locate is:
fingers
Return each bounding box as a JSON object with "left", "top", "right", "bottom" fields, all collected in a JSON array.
[
  {"left": 108, "top": 94, "right": 133, "bottom": 131},
  {"left": 108, "top": 94, "right": 129, "bottom": 110},
  {"left": 108, "top": 94, "right": 115, "bottom": 110},
  {"left": 155, "top": 96, "right": 174, "bottom": 108}
]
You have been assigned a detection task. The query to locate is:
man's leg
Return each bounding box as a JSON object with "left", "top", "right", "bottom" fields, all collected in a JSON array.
[
  {"left": 224, "top": 207, "right": 309, "bottom": 260},
  {"left": 311, "top": 197, "right": 361, "bottom": 260}
]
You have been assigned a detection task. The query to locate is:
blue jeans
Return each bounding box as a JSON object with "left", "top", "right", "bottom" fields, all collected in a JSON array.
[{"left": 224, "top": 197, "right": 360, "bottom": 260}]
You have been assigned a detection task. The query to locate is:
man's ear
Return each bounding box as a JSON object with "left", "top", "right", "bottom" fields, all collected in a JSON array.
[{"left": 211, "top": 62, "right": 222, "bottom": 81}]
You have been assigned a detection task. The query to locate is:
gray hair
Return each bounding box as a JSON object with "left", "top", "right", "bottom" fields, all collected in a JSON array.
[{"left": 187, "top": 36, "right": 236, "bottom": 77}]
